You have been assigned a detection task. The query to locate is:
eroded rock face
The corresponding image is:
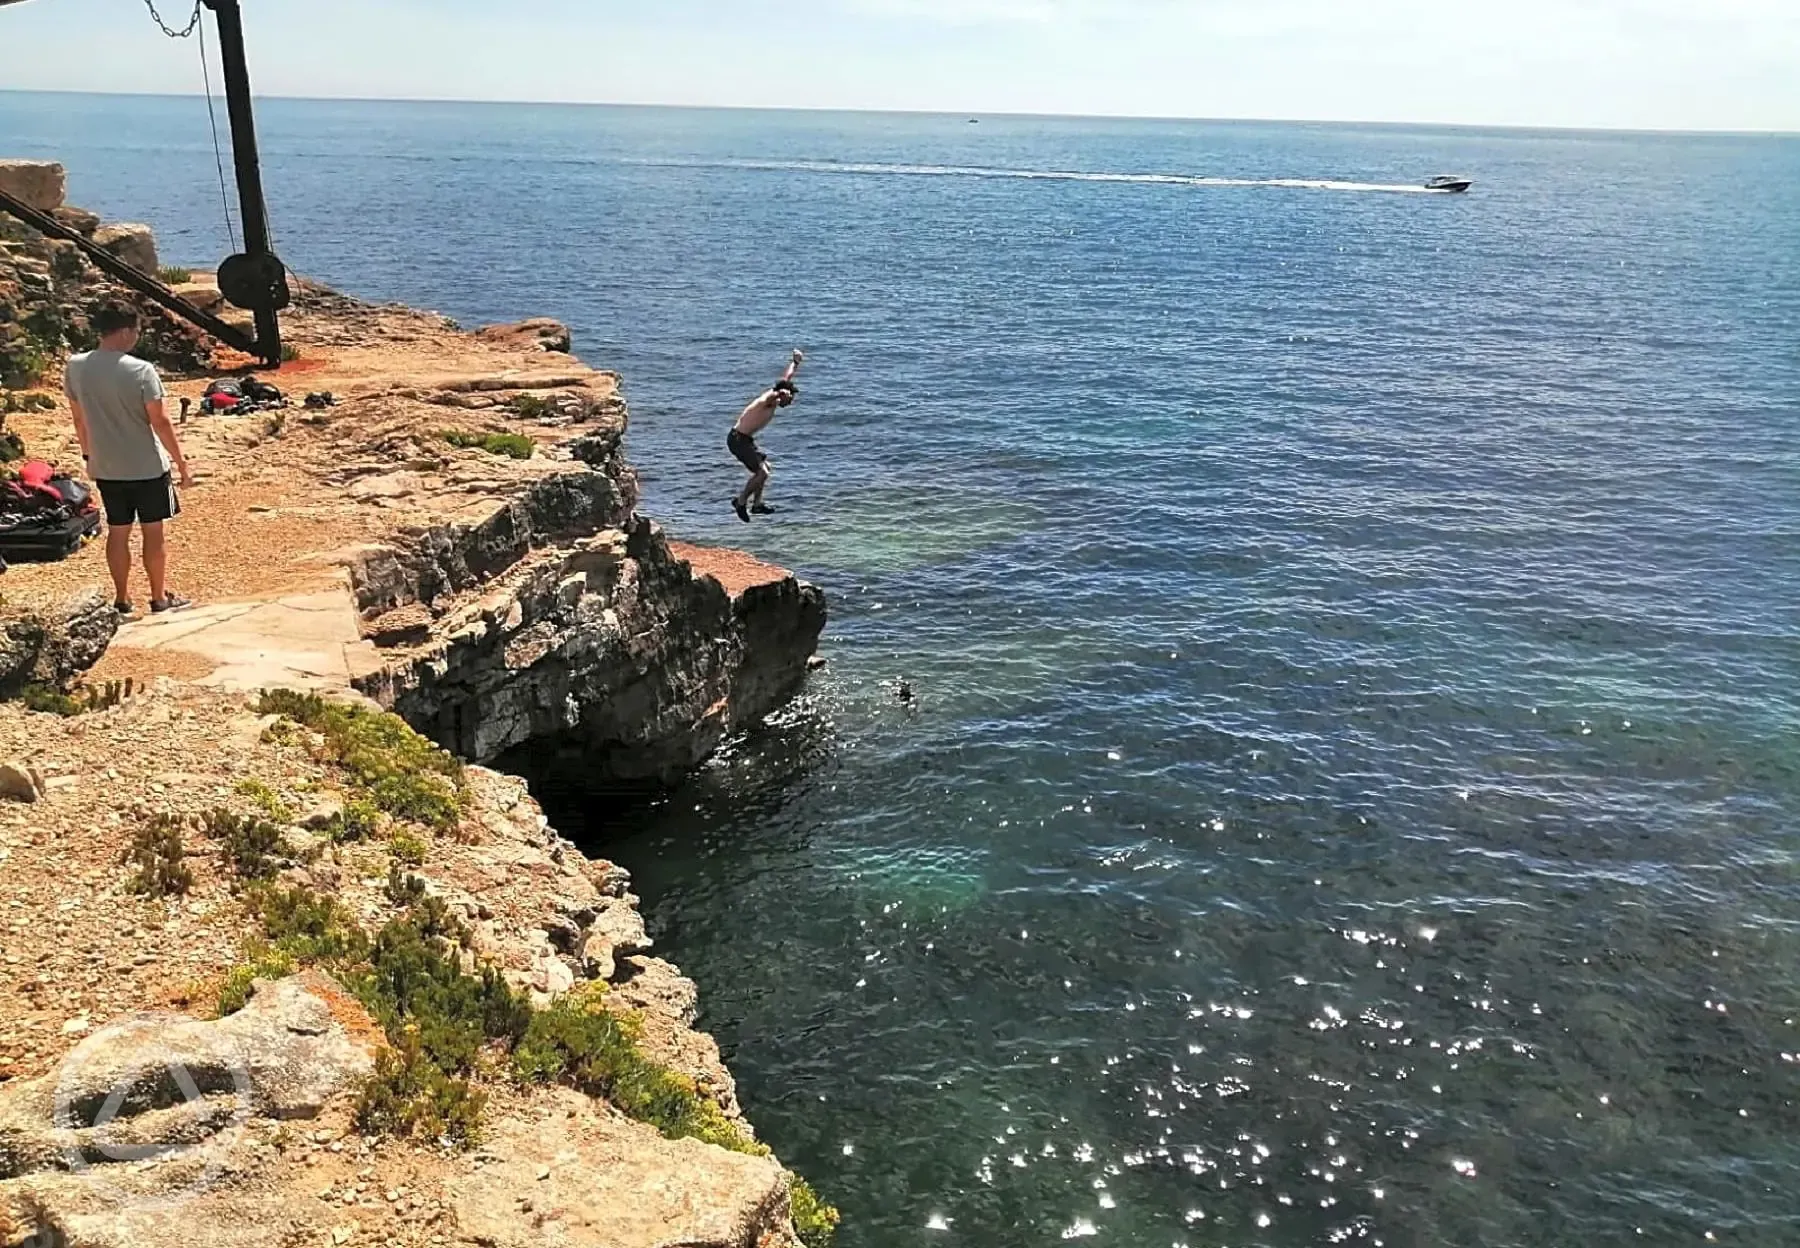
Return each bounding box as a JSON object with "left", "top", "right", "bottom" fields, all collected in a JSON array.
[
  {"left": 0, "top": 161, "right": 66, "bottom": 213},
  {"left": 454, "top": 1088, "right": 794, "bottom": 1248},
  {"left": 0, "top": 206, "right": 212, "bottom": 381},
  {"left": 475, "top": 317, "right": 573, "bottom": 354},
  {"left": 91, "top": 224, "right": 158, "bottom": 277},
  {"left": 354, "top": 513, "right": 825, "bottom": 781},
  {"left": 0, "top": 590, "right": 120, "bottom": 699}
]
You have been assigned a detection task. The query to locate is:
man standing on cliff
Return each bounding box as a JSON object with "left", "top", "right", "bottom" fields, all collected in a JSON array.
[
  {"left": 729, "top": 349, "right": 803, "bottom": 523},
  {"left": 64, "top": 299, "right": 195, "bottom": 616}
]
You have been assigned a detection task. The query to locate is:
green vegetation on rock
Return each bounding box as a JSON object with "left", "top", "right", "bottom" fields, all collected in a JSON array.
[
  {"left": 513, "top": 991, "right": 841, "bottom": 1245},
  {"left": 0, "top": 336, "right": 51, "bottom": 391},
  {"left": 216, "top": 946, "right": 297, "bottom": 1017},
  {"left": 235, "top": 778, "right": 294, "bottom": 824},
  {"left": 389, "top": 830, "right": 428, "bottom": 866},
  {"left": 202, "top": 808, "right": 286, "bottom": 881},
  {"left": 355, "top": 1034, "right": 488, "bottom": 1147},
  {"left": 442, "top": 429, "right": 534, "bottom": 460},
  {"left": 19, "top": 679, "right": 139, "bottom": 717},
  {"left": 256, "top": 689, "right": 466, "bottom": 831},
  {"left": 158, "top": 266, "right": 192, "bottom": 285},
  {"left": 0, "top": 391, "right": 55, "bottom": 415},
  {"left": 220, "top": 877, "right": 841, "bottom": 1238},
  {"left": 19, "top": 684, "right": 81, "bottom": 717},
  {"left": 789, "top": 1177, "right": 842, "bottom": 1248},
  {"left": 122, "top": 813, "right": 194, "bottom": 899}
]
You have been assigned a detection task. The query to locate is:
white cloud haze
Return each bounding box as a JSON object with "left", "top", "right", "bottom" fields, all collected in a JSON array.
[{"left": 0, "top": 0, "right": 1795, "bottom": 130}]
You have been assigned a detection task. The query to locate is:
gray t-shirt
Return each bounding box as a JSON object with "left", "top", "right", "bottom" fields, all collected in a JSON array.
[{"left": 63, "top": 349, "right": 171, "bottom": 482}]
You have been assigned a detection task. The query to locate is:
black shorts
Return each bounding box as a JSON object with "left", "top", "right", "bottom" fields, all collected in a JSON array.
[
  {"left": 96, "top": 474, "right": 180, "bottom": 526},
  {"left": 727, "top": 428, "right": 767, "bottom": 473}
]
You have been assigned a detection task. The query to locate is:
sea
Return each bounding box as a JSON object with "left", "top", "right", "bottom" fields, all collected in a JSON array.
[{"left": 4, "top": 92, "right": 1799, "bottom": 1248}]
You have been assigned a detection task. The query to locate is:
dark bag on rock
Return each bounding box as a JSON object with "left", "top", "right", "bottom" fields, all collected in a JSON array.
[{"left": 0, "top": 461, "right": 102, "bottom": 562}]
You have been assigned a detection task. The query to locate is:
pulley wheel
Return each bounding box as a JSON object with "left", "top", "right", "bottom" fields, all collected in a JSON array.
[{"left": 218, "top": 251, "right": 292, "bottom": 312}]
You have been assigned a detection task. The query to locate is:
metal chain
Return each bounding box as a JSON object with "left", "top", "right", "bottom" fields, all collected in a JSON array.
[{"left": 142, "top": 0, "right": 201, "bottom": 38}]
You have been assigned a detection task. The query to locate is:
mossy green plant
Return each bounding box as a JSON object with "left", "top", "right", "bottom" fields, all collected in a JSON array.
[
  {"left": 354, "top": 1032, "right": 488, "bottom": 1147},
  {"left": 513, "top": 990, "right": 841, "bottom": 1243},
  {"left": 17, "top": 679, "right": 139, "bottom": 716},
  {"left": 346, "top": 916, "right": 525, "bottom": 1074},
  {"left": 202, "top": 808, "right": 285, "bottom": 881},
  {"left": 441, "top": 429, "right": 534, "bottom": 460},
  {"left": 19, "top": 684, "right": 81, "bottom": 717},
  {"left": 158, "top": 266, "right": 193, "bottom": 285},
  {"left": 389, "top": 830, "right": 428, "bottom": 867},
  {"left": 789, "top": 1177, "right": 841, "bottom": 1248},
  {"left": 319, "top": 796, "right": 382, "bottom": 844},
  {"left": 122, "top": 813, "right": 194, "bottom": 899},
  {"left": 220, "top": 877, "right": 840, "bottom": 1233},
  {"left": 216, "top": 944, "right": 297, "bottom": 1016},
  {"left": 508, "top": 393, "right": 553, "bottom": 421},
  {"left": 255, "top": 689, "right": 466, "bottom": 831},
  {"left": 235, "top": 778, "right": 294, "bottom": 824},
  {"left": 248, "top": 884, "right": 371, "bottom": 964}
]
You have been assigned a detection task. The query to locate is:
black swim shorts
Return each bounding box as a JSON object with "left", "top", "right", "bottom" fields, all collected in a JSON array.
[
  {"left": 727, "top": 428, "right": 767, "bottom": 472},
  {"left": 95, "top": 474, "right": 180, "bottom": 526}
]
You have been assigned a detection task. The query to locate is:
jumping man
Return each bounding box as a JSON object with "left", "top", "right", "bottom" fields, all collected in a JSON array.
[{"left": 729, "top": 349, "right": 803, "bottom": 523}]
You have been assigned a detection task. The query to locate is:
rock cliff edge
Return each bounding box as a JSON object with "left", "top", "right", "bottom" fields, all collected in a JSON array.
[{"left": 0, "top": 167, "right": 832, "bottom": 1247}]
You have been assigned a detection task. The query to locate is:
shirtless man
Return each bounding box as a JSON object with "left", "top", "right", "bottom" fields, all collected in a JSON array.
[{"left": 728, "top": 349, "right": 803, "bottom": 523}]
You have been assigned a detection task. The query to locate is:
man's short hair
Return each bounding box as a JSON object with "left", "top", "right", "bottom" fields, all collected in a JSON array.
[
  {"left": 91, "top": 300, "right": 142, "bottom": 337},
  {"left": 772, "top": 379, "right": 797, "bottom": 396}
]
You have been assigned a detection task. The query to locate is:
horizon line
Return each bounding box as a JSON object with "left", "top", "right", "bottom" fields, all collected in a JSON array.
[{"left": 3, "top": 87, "right": 1796, "bottom": 141}]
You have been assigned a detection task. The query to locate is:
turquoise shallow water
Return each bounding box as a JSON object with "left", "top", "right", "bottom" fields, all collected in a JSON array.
[{"left": 6, "top": 93, "right": 1800, "bottom": 1247}]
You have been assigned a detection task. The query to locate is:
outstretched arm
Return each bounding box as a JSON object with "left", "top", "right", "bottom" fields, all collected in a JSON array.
[{"left": 780, "top": 348, "right": 804, "bottom": 384}]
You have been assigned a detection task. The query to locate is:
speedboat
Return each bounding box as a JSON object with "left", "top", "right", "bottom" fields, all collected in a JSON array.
[{"left": 1426, "top": 175, "right": 1474, "bottom": 193}]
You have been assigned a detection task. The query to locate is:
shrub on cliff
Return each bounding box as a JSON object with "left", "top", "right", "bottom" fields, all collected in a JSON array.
[
  {"left": 256, "top": 689, "right": 466, "bottom": 831},
  {"left": 348, "top": 917, "right": 529, "bottom": 1075},
  {"left": 512, "top": 991, "right": 841, "bottom": 1245},
  {"left": 235, "top": 778, "right": 294, "bottom": 823},
  {"left": 789, "top": 1178, "right": 842, "bottom": 1248},
  {"left": 355, "top": 1032, "right": 487, "bottom": 1147},
  {"left": 441, "top": 429, "right": 534, "bottom": 460},
  {"left": 217, "top": 885, "right": 369, "bottom": 1016},
  {"left": 122, "top": 812, "right": 194, "bottom": 899},
  {"left": 250, "top": 883, "right": 371, "bottom": 963},
  {"left": 220, "top": 878, "right": 840, "bottom": 1239},
  {"left": 203, "top": 808, "right": 286, "bottom": 881}
]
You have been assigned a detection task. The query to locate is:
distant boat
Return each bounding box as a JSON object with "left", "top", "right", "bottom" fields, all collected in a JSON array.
[
  {"left": 1426, "top": 175, "right": 1474, "bottom": 193},
  {"left": 968, "top": 118, "right": 980, "bottom": 124}
]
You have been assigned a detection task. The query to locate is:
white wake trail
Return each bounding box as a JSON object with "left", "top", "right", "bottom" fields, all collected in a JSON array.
[{"left": 624, "top": 157, "right": 1448, "bottom": 195}]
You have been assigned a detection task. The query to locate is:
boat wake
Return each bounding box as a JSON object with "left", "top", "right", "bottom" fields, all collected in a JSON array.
[{"left": 622, "top": 157, "right": 1451, "bottom": 194}]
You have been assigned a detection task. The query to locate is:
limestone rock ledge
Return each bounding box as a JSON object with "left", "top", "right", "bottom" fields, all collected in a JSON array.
[
  {"left": 354, "top": 519, "right": 826, "bottom": 781},
  {"left": 0, "top": 691, "right": 808, "bottom": 1248}
]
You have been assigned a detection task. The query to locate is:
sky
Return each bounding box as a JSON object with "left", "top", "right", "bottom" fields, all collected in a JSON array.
[{"left": 1, "top": 0, "right": 1797, "bottom": 132}]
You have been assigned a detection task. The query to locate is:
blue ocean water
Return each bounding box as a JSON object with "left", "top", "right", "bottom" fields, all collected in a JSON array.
[{"left": 6, "top": 92, "right": 1800, "bottom": 1247}]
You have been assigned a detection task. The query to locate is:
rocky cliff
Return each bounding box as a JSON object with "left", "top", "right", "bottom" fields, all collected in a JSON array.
[{"left": 0, "top": 160, "right": 833, "bottom": 1246}]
